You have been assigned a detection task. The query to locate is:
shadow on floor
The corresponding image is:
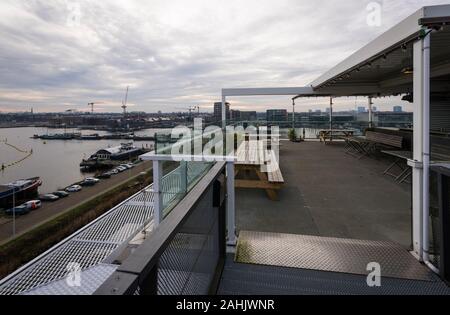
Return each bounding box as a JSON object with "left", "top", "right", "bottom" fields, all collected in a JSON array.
[{"left": 236, "top": 141, "right": 412, "bottom": 248}]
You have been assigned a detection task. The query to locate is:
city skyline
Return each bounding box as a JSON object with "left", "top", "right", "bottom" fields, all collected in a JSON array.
[{"left": 1, "top": 0, "right": 446, "bottom": 113}]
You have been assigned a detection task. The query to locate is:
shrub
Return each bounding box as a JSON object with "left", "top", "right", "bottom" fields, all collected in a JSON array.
[{"left": 288, "top": 129, "right": 298, "bottom": 142}]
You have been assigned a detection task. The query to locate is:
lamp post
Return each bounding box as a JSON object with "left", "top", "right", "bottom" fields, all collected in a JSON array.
[
  {"left": 292, "top": 99, "right": 296, "bottom": 131},
  {"left": 12, "top": 190, "right": 16, "bottom": 237},
  {"left": 329, "top": 97, "right": 334, "bottom": 142},
  {"left": 368, "top": 96, "right": 374, "bottom": 128}
]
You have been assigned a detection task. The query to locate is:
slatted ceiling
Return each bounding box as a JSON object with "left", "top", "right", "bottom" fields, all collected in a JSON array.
[
  {"left": 431, "top": 99, "right": 450, "bottom": 132},
  {"left": 431, "top": 26, "right": 450, "bottom": 61},
  {"left": 0, "top": 162, "right": 212, "bottom": 296}
]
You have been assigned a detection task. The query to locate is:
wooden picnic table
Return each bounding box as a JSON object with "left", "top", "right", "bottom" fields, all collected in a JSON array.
[
  {"left": 319, "top": 129, "right": 355, "bottom": 143},
  {"left": 234, "top": 141, "right": 284, "bottom": 201}
]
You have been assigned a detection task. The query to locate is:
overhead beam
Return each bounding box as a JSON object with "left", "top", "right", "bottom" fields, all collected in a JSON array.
[{"left": 222, "top": 87, "right": 315, "bottom": 97}]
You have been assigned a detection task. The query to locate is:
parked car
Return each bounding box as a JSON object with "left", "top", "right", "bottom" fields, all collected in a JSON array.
[
  {"left": 80, "top": 178, "right": 99, "bottom": 187},
  {"left": 22, "top": 200, "right": 42, "bottom": 210},
  {"left": 98, "top": 172, "right": 111, "bottom": 179},
  {"left": 5, "top": 205, "right": 30, "bottom": 216},
  {"left": 39, "top": 194, "right": 60, "bottom": 202},
  {"left": 121, "top": 164, "right": 134, "bottom": 169},
  {"left": 53, "top": 191, "right": 69, "bottom": 198},
  {"left": 115, "top": 166, "right": 127, "bottom": 173},
  {"left": 85, "top": 177, "right": 100, "bottom": 183},
  {"left": 66, "top": 185, "right": 82, "bottom": 192},
  {"left": 109, "top": 169, "right": 119, "bottom": 175}
]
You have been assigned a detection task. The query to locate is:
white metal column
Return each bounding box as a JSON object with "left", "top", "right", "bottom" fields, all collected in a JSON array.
[
  {"left": 368, "top": 97, "right": 373, "bottom": 128},
  {"left": 421, "top": 32, "right": 436, "bottom": 272},
  {"left": 153, "top": 160, "right": 164, "bottom": 226},
  {"left": 226, "top": 161, "right": 236, "bottom": 246},
  {"left": 329, "top": 97, "right": 333, "bottom": 142},
  {"left": 410, "top": 34, "right": 429, "bottom": 261},
  {"left": 180, "top": 161, "right": 188, "bottom": 194},
  {"left": 222, "top": 95, "right": 227, "bottom": 131}
]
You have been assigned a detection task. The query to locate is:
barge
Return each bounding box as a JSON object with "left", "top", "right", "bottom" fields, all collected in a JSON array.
[{"left": 0, "top": 177, "right": 42, "bottom": 208}]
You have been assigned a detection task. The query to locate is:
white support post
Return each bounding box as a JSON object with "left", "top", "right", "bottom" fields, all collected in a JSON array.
[
  {"left": 226, "top": 161, "right": 236, "bottom": 246},
  {"left": 411, "top": 36, "right": 426, "bottom": 260},
  {"left": 422, "top": 32, "right": 432, "bottom": 268},
  {"left": 368, "top": 97, "right": 373, "bottom": 128},
  {"left": 222, "top": 95, "right": 227, "bottom": 131},
  {"left": 180, "top": 160, "right": 188, "bottom": 194},
  {"left": 153, "top": 160, "right": 164, "bottom": 227},
  {"left": 292, "top": 99, "right": 296, "bottom": 131},
  {"left": 329, "top": 97, "right": 333, "bottom": 141}
]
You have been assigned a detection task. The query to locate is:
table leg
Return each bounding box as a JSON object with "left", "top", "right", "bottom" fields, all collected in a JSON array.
[{"left": 255, "top": 168, "right": 278, "bottom": 201}]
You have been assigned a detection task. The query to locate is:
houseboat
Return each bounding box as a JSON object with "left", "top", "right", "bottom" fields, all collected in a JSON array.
[{"left": 80, "top": 143, "right": 148, "bottom": 170}]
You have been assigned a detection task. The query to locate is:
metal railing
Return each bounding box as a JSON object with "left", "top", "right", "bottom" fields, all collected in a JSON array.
[{"left": 95, "top": 162, "right": 227, "bottom": 295}]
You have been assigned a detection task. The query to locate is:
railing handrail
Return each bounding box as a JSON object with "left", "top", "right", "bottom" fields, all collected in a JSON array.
[{"left": 95, "top": 161, "right": 226, "bottom": 295}]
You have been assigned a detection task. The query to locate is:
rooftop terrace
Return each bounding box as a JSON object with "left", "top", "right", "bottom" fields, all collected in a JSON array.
[{"left": 235, "top": 140, "right": 412, "bottom": 248}]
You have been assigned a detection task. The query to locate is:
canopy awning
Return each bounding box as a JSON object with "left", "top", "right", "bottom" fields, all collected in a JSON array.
[{"left": 306, "top": 5, "right": 450, "bottom": 98}]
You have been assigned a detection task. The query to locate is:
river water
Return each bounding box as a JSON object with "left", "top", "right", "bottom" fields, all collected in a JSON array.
[
  {"left": 0, "top": 127, "right": 166, "bottom": 194},
  {"left": 0, "top": 126, "right": 327, "bottom": 194}
]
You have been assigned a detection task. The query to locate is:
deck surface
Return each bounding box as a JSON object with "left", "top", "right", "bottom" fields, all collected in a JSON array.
[
  {"left": 235, "top": 231, "right": 432, "bottom": 281},
  {"left": 236, "top": 141, "right": 412, "bottom": 248}
]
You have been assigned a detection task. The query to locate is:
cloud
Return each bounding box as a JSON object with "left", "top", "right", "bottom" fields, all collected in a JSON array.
[{"left": 0, "top": 0, "right": 447, "bottom": 113}]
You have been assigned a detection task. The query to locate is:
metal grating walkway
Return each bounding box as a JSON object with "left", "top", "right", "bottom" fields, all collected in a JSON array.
[
  {"left": 235, "top": 231, "right": 434, "bottom": 281},
  {"left": 218, "top": 254, "right": 450, "bottom": 295},
  {"left": 0, "top": 162, "right": 211, "bottom": 295}
]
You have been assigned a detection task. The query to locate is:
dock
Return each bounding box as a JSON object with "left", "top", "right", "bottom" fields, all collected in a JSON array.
[{"left": 32, "top": 133, "right": 156, "bottom": 142}]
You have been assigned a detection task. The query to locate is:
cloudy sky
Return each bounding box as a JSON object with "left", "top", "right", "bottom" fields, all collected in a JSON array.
[{"left": 0, "top": 0, "right": 448, "bottom": 113}]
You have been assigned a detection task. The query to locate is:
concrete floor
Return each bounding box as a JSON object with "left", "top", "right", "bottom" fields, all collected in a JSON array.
[{"left": 235, "top": 141, "right": 412, "bottom": 248}]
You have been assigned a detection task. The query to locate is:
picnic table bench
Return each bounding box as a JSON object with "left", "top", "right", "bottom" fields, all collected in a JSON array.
[
  {"left": 319, "top": 129, "right": 355, "bottom": 144},
  {"left": 381, "top": 144, "right": 450, "bottom": 184},
  {"left": 346, "top": 131, "right": 404, "bottom": 159},
  {"left": 381, "top": 150, "right": 413, "bottom": 184},
  {"left": 235, "top": 141, "right": 285, "bottom": 201}
]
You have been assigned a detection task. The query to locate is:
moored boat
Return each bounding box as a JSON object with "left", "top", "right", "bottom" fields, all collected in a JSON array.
[{"left": 0, "top": 177, "right": 42, "bottom": 208}]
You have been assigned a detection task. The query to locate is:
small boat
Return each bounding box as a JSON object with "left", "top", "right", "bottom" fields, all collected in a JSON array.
[
  {"left": 80, "top": 134, "right": 102, "bottom": 140},
  {"left": 35, "top": 133, "right": 82, "bottom": 140}
]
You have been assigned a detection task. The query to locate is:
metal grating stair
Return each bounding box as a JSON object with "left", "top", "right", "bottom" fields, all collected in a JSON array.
[
  {"left": 235, "top": 231, "right": 434, "bottom": 281},
  {"left": 218, "top": 254, "right": 450, "bottom": 295}
]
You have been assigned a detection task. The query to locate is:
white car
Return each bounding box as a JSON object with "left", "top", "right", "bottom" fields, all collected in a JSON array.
[
  {"left": 66, "top": 185, "right": 82, "bottom": 192},
  {"left": 116, "top": 166, "right": 127, "bottom": 172},
  {"left": 85, "top": 177, "right": 100, "bottom": 183},
  {"left": 125, "top": 163, "right": 135, "bottom": 169},
  {"left": 22, "top": 200, "right": 42, "bottom": 211}
]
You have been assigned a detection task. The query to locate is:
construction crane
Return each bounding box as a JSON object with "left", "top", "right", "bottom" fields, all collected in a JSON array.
[
  {"left": 188, "top": 106, "right": 201, "bottom": 117},
  {"left": 122, "top": 86, "right": 129, "bottom": 117},
  {"left": 87, "top": 102, "right": 104, "bottom": 114}
]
